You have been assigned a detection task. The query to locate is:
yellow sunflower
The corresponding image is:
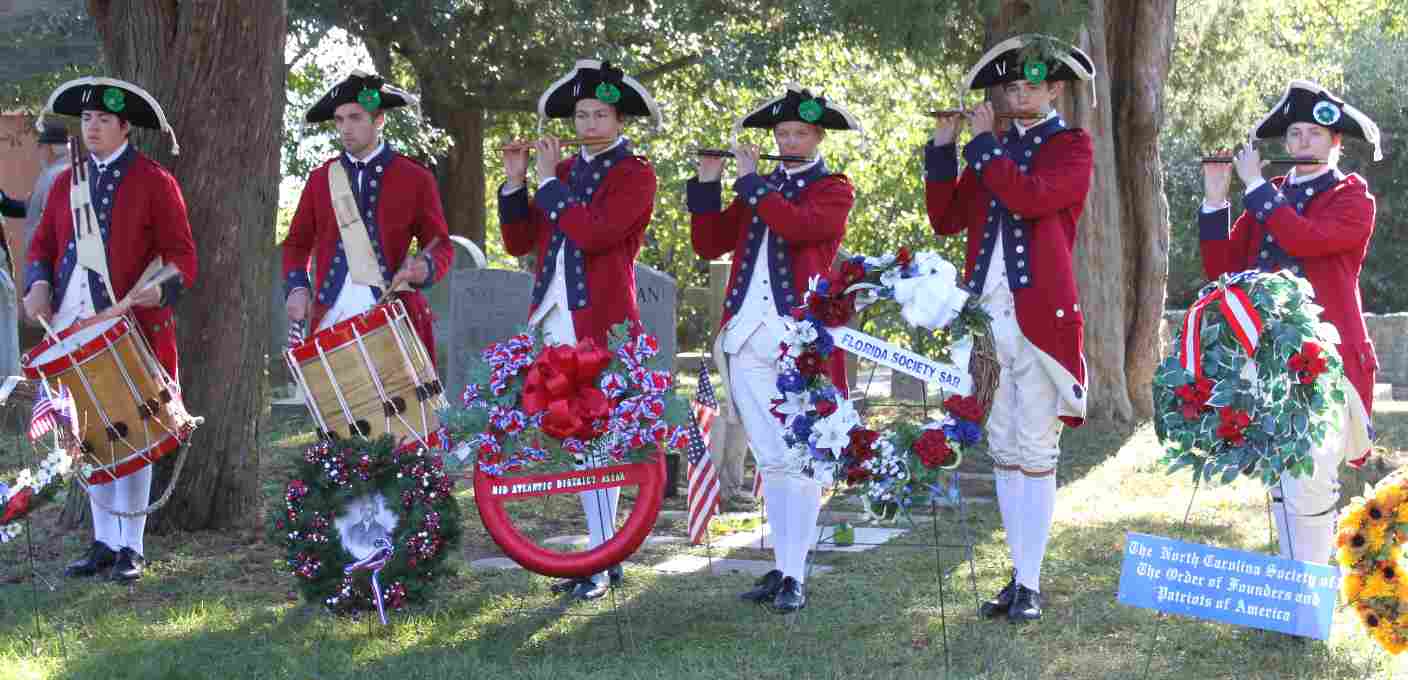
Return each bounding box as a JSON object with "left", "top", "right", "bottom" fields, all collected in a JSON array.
[
  {"left": 1343, "top": 572, "right": 1365, "bottom": 602},
  {"left": 1379, "top": 484, "right": 1407, "bottom": 510},
  {"left": 1364, "top": 522, "right": 1388, "bottom": 553},
  {"left": 1396, "top": 500, "right": 1408, "bottom": 524},
  {"left": 1343, "top": 504, "right": 1368, "bottom": 530},
  {"left": 1364, "top": 571, "right": 1396, "bottom": 600}
]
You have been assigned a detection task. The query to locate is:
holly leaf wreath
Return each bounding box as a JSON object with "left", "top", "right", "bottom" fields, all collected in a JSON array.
[{"left": 1154, "top": 270, "right": 1346, "bottom": 487}]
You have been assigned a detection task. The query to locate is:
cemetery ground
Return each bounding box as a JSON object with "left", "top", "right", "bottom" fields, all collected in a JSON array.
[{"left": 0, "top": 394, "right": 1405, "bottom": 679}]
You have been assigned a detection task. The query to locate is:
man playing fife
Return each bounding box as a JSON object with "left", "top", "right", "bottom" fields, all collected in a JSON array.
[
  {"left": 688, "top": 83, "right": 861, "bottom": 613},
  {"left": 1198, "top": 80, "right": 1380, "bottom": 566},
  {"left": 499, "top": 59, "right": 661, "bottom": 601},
  {"left": 23, "top": 77, "right": 197, "bottom": 582},
  {"left": 924, "top": 35, "right": 1096, "bottom": 622},
  {"left": 281, "top": 71, "right": 454, "bottom": 368}
]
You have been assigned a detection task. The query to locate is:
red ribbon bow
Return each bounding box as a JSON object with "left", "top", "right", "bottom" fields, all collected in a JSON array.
[
  {"left": 521, "top": 338, "right": 613, "bottom": 441},
  {"left": 1, "top": 488, "right": 34, "bottom": 524},
  {"left": 1179, "top": 284, "right": 1263, "bottom": 381}
]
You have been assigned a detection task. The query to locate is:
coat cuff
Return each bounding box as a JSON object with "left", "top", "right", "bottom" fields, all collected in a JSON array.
[
  {"left": 732, "top": 173, "right": 775, "bottom": 206},
  {"left": 0, "top": 193, "right": 25, "bottom": 219},
  {"left": 962, "top": 133, "right": 1004, "bottom": 173},
  {"left": 1242, "top": 181, "right": 1288, "bottom": 224},
  {"left": 284, "top": 269, "right": 311, "bottom": 298},
  {"left": 1198, "top": 206, "right": 1232, "bottom": 241},
  {"left": 686, "top": 178, "right": 723, "bottom": 213},
  {"left": 925, "top": 142, "right": 959, "bottom": 182},
  {"left": 24, "top": 261, "right": 53, "bottom": 296},
  {"left": 534, "top": 180, "right": 572, "bottom": 223},
  {"left": 160, "top": 277, "right": 184, "bottom": 307},
  {"left": 498, "top": 183, "right": 530, "bottom": 224}
]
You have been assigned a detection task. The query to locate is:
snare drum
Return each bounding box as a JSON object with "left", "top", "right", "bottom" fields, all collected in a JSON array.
[
  {"left": 20, "top": 316, "right": 198, "bottom": 484},
  {"left": 286, "top": 300, "right": 447, "bottom": 445}
]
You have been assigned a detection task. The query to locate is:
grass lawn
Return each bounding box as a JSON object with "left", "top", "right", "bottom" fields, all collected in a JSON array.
[{"left": 1, "top": 399, "right": 1406, "bottom": 679}]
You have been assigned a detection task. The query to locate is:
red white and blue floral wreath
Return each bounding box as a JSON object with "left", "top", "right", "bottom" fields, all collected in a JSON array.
[{"left": 769, "top": 247, "right": 993, "bottom": 517}]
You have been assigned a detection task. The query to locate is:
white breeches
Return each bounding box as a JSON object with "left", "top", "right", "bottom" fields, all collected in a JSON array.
[
  {"left": 88, "top": 465, "right": 153, "bottom": 556},
  {"left": 984, "top": 299, "right": 1063, "bottom": 473}
]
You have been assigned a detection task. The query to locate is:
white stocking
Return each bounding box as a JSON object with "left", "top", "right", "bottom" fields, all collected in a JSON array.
[
  {"left": 1017, "top": 473, "right": 1056, "bottom": 593},
  {"left": 993, "top": 467, "right": 1024, "bottom": 576}
]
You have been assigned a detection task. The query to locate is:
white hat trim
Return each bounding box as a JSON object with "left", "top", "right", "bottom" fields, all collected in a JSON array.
[
  {"left": 729, "top": 82, "right": 864, "bottom": 145},
  {"left": 1251, "top": 79, "right": 1382, "bottom": 162},
  {"left": 536, "top": 59, "right": 663, "bottom": 133},
  {"left": 40, "top": 76, "right": 182, "bottom": 155}
]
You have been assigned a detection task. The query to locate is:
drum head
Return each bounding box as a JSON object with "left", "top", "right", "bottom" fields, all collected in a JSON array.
[{"left": 23, "top": 317, "right": 125, "bottom": 370}]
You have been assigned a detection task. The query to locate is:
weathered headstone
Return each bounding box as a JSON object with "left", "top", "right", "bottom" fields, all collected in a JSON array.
[
  {"left": 429, "top": 267, "right": 534, "bottom": 405},
  {"left": 633, "top": 263, "right": 676, "bottom": 370}
]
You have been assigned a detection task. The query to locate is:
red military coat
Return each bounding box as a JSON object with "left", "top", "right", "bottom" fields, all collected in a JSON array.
[
  {"left": 25, "top": 147, "right": 197, "bottom": 377},
  {"left": 924, "top": 117, "right": 1093, "bottom": 426},
  {"left": 498, "top": 141, "right": 656, "bottom": 346},
  {"left": 687, "top": 160, "right": 853, "bottom": 396},
  {"left": 1199, "top": 170, "right": 1378, "bottom": 424},
  {"left": 281, "top": 147, "right": 453, "bottom": 364}
]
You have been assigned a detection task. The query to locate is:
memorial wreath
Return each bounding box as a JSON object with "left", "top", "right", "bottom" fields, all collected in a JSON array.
[
  {"left": 1154, "top": 270, "right": 1346, "bottom": 487},
  {"left": 770, "top": 247, "right": 996, "bottom": 518},
  {"left": 270, "top": 434, "right": 463, "bottom": 619}
]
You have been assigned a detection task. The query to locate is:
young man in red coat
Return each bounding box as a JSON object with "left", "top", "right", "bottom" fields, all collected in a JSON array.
[
  {"left": 924, "top": 36, "right": 1096, "bottom": 622},
  {"left": 688, "top": 84, "right": 860, "bottom": 613},
  {"left": 498, "top": 59, "right": 661, "bottom": 601},
  {"left": 22, "top": 77, "right": 197, "bottom": 582},
  {"left": 282, "top": 72, "right": 454, "bottom": 364},
  {"left": 1199, "top": 80, "right": 1380, "bottom": 567}
]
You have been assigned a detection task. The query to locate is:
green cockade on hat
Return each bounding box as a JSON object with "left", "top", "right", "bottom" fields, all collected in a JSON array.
[
  {"left": 357, "top": 87, "right": 382, "bottom": 112},
  {"left": 102, "top": 87, "right": 126, "bottom": 113},
  {"left": 595, "top": 82, "right": 621, "bottom": 104},
  {"left": 1023, "top": 60, "right": 1048, "bottom": 84},
  {"left": 798, "top": 98, "right": 823, "bottom": 123}
]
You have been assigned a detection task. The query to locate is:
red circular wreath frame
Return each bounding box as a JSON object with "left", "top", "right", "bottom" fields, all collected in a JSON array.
[{"left": 474, "top": 450, "right": 665, "bottom": 578}]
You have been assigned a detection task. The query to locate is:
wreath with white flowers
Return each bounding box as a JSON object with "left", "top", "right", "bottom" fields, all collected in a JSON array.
[
  {"left": 1337, "top": 467, "right": 1408, "bottom": 655},
  {"left": 1154, "top": 270, "right": 1346, "bottom": 486},
  {"left": 1, "top": 383, "right": 80, "bottom": 543},
  {"left": 269, "top": 435, "right": 463, "bottom": 616},
  {"left": 770, "top": 247, "right": 993, "bottom": 517}
]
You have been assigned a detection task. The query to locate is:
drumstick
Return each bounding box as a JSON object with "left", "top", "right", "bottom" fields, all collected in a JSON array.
[
  {"left": 72, "top": 265, "right": 184, "bottom": 333},
  {"left": 36, "top": 314, "right": 62, "bottom": 345},
  {"left": 377, "top": 237, "right": 442, "bottom": 306}
]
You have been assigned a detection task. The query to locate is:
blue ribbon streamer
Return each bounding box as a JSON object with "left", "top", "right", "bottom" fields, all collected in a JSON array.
[{"left": 343, "top": 538, "right": 394, "bottom": 624}]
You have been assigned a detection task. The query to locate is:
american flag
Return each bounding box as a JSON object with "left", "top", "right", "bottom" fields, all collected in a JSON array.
[
  {"left": 287, "top": 319, "right": 306, "bottom": 349},
  {"left": 753, "top": 469, "right": 764, "bottom": 499},
  {"left": 686, "top": 359, "right": 721, "bottom": 545},
  {"left": 29, "top": 382, "right": 76, "bottom": 441}
]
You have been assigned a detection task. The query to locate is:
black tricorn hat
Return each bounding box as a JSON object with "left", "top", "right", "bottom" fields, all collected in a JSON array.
[
  {"left": 305, "top": 70, "right": 419, "bottom": 124},
  {"left": 1252, "top": 80, "right": 1382, "bottom": 161},
  {"left": 734, "top": 82, "right": 863, "bottom": 136},
  {"left": 537, "top": 59, "right": 662, "bottom": 127},
  {"left": 42, "top": 77, "right": 180, "bottom": 153},
  {"left": 962, "top": 34, "right": 1095, "bottom": 90}
]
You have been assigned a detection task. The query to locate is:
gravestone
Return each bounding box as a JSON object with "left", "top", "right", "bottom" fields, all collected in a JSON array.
[
  {"left": 632, "top": 263, "right": 676, "bottom": 370},
  {"left": 429, "top": 266, "right": 535, "bottom": 405}
]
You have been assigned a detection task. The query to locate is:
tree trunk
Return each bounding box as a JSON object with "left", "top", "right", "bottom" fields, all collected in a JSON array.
[
  {"left": 992, "top": 0, "right": 1175, "bottom": 423},
  {"left": 440, "top": 106, "right": 487, "bottom": 248},
  {"left": 76, "top": 0, "right": 284, "bottom": 532}
]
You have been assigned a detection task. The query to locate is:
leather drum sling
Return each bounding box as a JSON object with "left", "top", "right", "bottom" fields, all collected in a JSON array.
[{"left": 328, "top": 161, "right": 386, "bottom": 289}]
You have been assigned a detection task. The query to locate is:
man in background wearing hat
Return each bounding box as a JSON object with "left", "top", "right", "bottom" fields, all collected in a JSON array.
[
  {"left": 924, "top": 35, "right": 1096, "bottom": 622},
  {"left": 1198, "top": 79, "right": 1380, "bottom": 567},
  {"left": 688, "top": 84, "right": 860, "bottom": 613},
  {"left": 22, "top": 78, "right": 198, "bottom": 582},
  {"left": 498, "top": 59, "right": 661, "bottom": 601},
  {"left": 281, "top": 71, "right": 453, "bottom": 365}
]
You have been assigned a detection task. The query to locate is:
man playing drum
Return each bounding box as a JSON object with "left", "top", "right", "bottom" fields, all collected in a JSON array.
[
  {"left": 281, "top": 71, "right": 454, "bottom": 365},
  {"left": 924, "top": 35, "right": 1096, "bottom": 622},
  {"left": 22, "top": 78, "right": 198, "bottom": 582},
  {"left": 498, "top": 59, "right": 661, "bottom": 601}
]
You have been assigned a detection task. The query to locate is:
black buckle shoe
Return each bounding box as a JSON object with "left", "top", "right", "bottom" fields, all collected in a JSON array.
[
  {"left": 608, "top": 564, "right": 624, "bottom": 587},
  {"left": 64, "top": 541, "right": 116, "bottom": 578},
  {"left": 551, "top": 577, "right": 585, "bottom": 594},
  {"left": 570, "top": 578, "right": 608, "bottom": 601},
  {"left": 773, "top": 576, "right": 806, "bottom": 613},
  {"left": 979, "top": 576, "right": 1017, "bottom": 618},
  {"left": 1007, "top": 584, "right": 1042, "bottom": 623},
  {"left": 739, "top": 569, "right": 784, "bottom": 602},
  {"left": 111, "top": 548, "right": 145, "bottom": 582}
]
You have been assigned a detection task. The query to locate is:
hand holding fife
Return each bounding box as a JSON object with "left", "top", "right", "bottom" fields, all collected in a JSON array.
[
  {"left": 696, "top": 153, "right": 727, "bottom": 183},
  {"left": 1201, "top": 147, "right": 1233, "bottom": 206},
  {"left": 534, "top": 136, "right": 562, "bottom": 181},
  {"left": 286, "top": 287, "right": 311, "bottom": 323},
  {"left": 502, "top": 144, "right": 529, "bottom": 187},
  {"left": 1233, "top": 144, "right": 1265, "bottom": 187},
  {"left": 932, "top": 111, "right": 965, "bottom": 146},
  {"left": 22, "top": 282, "right": 52, "bottom": 325},
  {"left": 733, "top": 143, "right": 760, "bottom": 177},
  {"left": 970, "top": 102, "right": 996, "bottom": 137}
]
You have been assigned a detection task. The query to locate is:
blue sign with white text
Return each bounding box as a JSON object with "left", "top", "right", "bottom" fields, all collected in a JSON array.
[{"left": 1117, "top": 532, "right": 1340, "bottom": 639}]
